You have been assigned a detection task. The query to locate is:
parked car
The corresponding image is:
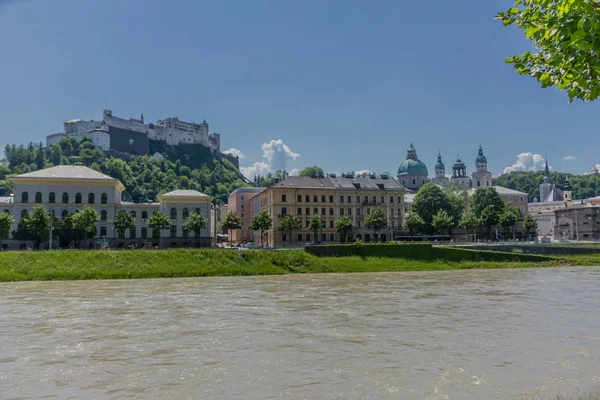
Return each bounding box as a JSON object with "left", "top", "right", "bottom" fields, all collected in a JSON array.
[
  {"left": 306, "top": 241, "right": 323, "bottom": 246},
  {"left": 245, "top": 242, "right": 259, "bottom": 248}
]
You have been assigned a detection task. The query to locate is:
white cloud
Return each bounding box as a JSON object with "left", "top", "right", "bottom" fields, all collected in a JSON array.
[
  {"left": 355, "top": 169, "right": 373, "bottom": 176},
  {"left": 239, "top": 139, "right": 301, "bottom": 179},
  {"left": 223, "top": 148, "right": 245, "bottom": 159},
  {"left": 563, "top": 155, "right": 576, "bottom": 161},
  {"left": 503, "top": 153, "right": 547, "bottom": 174},
  {"left": 289, "top": 168, "right": 300, "bottom": 176}
]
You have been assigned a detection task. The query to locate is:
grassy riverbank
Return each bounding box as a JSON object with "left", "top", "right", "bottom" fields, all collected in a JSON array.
[{"left": 0, "top": 248, "right": 579, "bottom": 282}]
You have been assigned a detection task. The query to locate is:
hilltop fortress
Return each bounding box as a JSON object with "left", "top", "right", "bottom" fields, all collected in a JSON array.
[{"left": 46, "top": 109, "right": 221, "bottom": 156}]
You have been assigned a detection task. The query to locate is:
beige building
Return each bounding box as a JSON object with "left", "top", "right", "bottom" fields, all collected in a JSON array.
[
  {"left": 2, "top": 166, "right": 213, "bottom": 249},
  {"left": 253, "top": 173, "right": 406, "bottom": 247},
  {"left": 554, "top": 202, "right": 600, "bottom": 241}
]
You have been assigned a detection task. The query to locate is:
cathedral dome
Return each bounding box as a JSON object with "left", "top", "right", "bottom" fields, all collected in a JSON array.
[
  {"left": 476, "top": 145, "right": 487, "bottom": 164},
  {"left": 435, "top": 152, "right": 445, "bottom": 171},
  {"left": 398, "top": 142, "right": 428, "bottom": 177},
  {"left": 398, "top": 159, "right": 429, "bottom": 176}
]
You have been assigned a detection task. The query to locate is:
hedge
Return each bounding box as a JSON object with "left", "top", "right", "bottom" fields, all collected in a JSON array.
[{"left": 304, "top": 243, "right": 554, "bottom": 263}]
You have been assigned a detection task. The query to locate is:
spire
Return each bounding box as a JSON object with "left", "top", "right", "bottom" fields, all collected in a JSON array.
[
  {"left": 543, "top": 158, "right": 551, "bottom": 184},
  {"left": 141, "top": 112, "right": 144, "bottom": 124}
]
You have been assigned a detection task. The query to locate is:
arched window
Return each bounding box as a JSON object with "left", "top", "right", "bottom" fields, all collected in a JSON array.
[
  {"left": 62, "top": 210, "right": 68, "bottom": 219},
  {"left": 182, "top": 208, "right": 189, "bottom": 219},
  {"left": 101, "top": 210, "right": 107, "bottom": 221},
  {"left": 101, "top": 193, "right": 108, "bottom": 204},
  {"left": 62, "top": 192, "right": 69, "bottom": 204},
  {"left": 35, "top": 192, "right": 42, "bottom": 203},
  {"left": 88, "top": 193, "right": 95, "bottom": 204},
  {"left": 170, "top": 208, "right": 177, "bottom": 220},
  {"left": 194, "top": 208, "right": 200, "bottom": 215},
  {"left": 141, "top": 211, "right": 148, "bottom": 221},
  {"left": 21, "top": 209, "right": 28, "bottom": 218},
  {"left": 130, "top": 211, "right": 136, "bottom": 219},
  {"left": 49, "top": 192, "right": 56, "bottom": 204},
  {"left": 21, "top": 192, "right": 28, "bottom": 203},
  {"left": 75, "top": 193, "right": 82, "bottom": 204}
]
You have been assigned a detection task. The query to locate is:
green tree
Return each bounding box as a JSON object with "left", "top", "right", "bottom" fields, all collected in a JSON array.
[
  {"left": 459, "top": 212, "right": 480, "bottom": 242},
  {"left": 148, "top": 211, "right": 171, "bottom": 241},
  {"left": 299, "top": 166, "right": 325, "bottom": 178},
  {"left": 405, "top": 212, "right": 424, "bottom": 235},
  {"left": 411, "top": 183, "right": 452, "bottom": 233},
  {"left": 280, "top": 214, "right": 301, "bottom": 246},
  {"left": 334, "top": 216, "right": 354, "bottom": 242},
  {"left": 499, "top": 203, "right": 520, "bottom": 241},
  {"left": 308, "top": 214, "right": 324, "bottom": 242},
  {"left": 480, "top": 206, "right": 501, "bottom": 239},
  {"left": 183, "top": 211, "right": 208, "bottom": 238},
  {"left": 497, "top": 0, "right": 600, "bottom": 102},
  {"left": 220, "top": 211, "right": 242, "bottom": 246},
  {"left": 0, "top": 210, "right": 14, "bottom": 249},
  {"left": 470, "top": 188, "right": 505, "bottom": 220},
  {"left": 13, "top": 205, "right": 50, "bottom": 249},
  {"left": 72, "top": 206, "right": 100, "bottom": 248},
  {"left": 111, "top": 210, "right": 136, "bottom": 241},
  {"left": 249, "top": 211, "right": 273, "bottom": 246},
  {"left": 432, "top": 210, "right": 454, "bottom": 235},
  {"left": 522, "top": 214, "right": 538, "bottom": 241},
  {"left": 364, "top": 206, "right": 387, "bottom": 242}
]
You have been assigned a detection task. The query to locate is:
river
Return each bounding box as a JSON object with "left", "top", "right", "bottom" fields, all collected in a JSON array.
[{"left": 1, "top": 267, "right": 599, "bottom": 399}]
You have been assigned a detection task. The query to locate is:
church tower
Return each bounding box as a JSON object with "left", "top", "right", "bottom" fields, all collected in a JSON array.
[
  {"left": 451, "top": 155, "right": 471, "bottom": 186},
  {"left": 471, "top": 144, "right": 492, "bottom": 188},
  {"left": 539, "top": 158, "right": 555, "bottom": 202},
  {"left": 432, "top": 151, "right": 448, "bottom": 186}
]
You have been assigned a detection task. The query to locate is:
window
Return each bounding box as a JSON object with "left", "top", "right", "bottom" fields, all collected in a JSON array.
[
  {"left": 321, "top": 208, "right": 326, "bottom": 216},
  {"left": 170, "top": 225, "right": 177, "bottom": 238},
  {"left": 141, "top": 227, "right": 148, "bottom": 239},
  {"left": 282, "top": 207, "right": 287, "bottom": 217},
  {"left": 305, "top": 220, "right": 310, "bottom": 228},
  {"left": 357, "top": 208, "right": 361, "bottom": 216},
  {"left": 34, "top": 192, "right": 42, "bottom": 203},
  {"left": 340, "top": 208, "right": 345, "bottom": 216},
  {"left": 329, "top": 221, "right": 334, "bottom": 228},
  {"left": 183, "top": 229, "right": 189, "bottom": 238},
  {"left": 412, "top": 179, "right": 416, "bottom": 185},
  {"left": 49, "top": 192, "right": 56, "bottom": 204},
  {"left": 477, "top": 181, "right": 481, "bottom": 187},
  {"left": 296, "top": 208, "right": 302, "bottom": 216},
  {"left": 241, "top": 204, "right": 244, "bottom": 210},
  {"left": 329, "top": 195, "right": 334, "bottom": 203},
  {"left": 322, "top": 234, "right": 326, "bottom": 242},
  {"left": 282, "top": 234, "right": 287, "bottom": 242},
  {"left": 340, "top": 195, "right": 344, "bottom": 203},
  {"left": 306, "top": 208, "right": 310, "bottom": 215},
  {"left": 306, "top": 195, "right": 310, "bottom": 202},
  {"left": 101, "top": 210, "right": 107, "bottom": 221},
  {"left": 297, "top": 195, "right": 302, "bottom": 202},
  {"left": 372, "top": 196, "right": 376, "bottom": 204},
  {"left": 62, "top": 210, "right": 68, "bottom": 219},
  {"left": 313, "top": 195, "right": 318, "bottom": 203},
  {"left": 520, "top": 206, "right": 525, "bottom": 214},
  {"left": 392, "top": 221, "right": 395, "bottom": 228},
  {"left": 62, "top": 192, "right": 69, "bottom": 204},
  {"left": 130, "top": 228, "right": 136, "bottom": 239},
  {"left": 142, "top": 211, "right": 148, "bottom": 221},
  {"left": 381, "top": 196, "right": 384, "bottom": 204},
  {"left": 508, "top": 196, "right": 513, "bottom": 202},
  {"left": 88, "top": 193, "right": 95, "bottom": 204},
  {"left": 367, "top": 209, "right": 371, "bottom": 215},
  {"left": 390, "top": 196, "right": 394, "bottom": 203},
  {"left": 391, "top": 209, "right": 394, "bottom": 216},
  {"left": 322, "top": 195, "right": 326, "bottom": 203},
  {"left": 330, "top": 234, "right": 334, "bottom": 242},
  {"left": 21, "top": 192, "right": 29, "bottom": 203},
  {"left": 182, "top": 208, "right": 189, "bottom": 219},
  {"left": 100, "top": 226, "right": 107, "bottom": 237},
  {"left": 75, "top": 193, "right": 82, "bottom": 204},
  {"left": 313, "top": 208, "right": 318, "bottom": 215},
  {"left": 520, "top": 197, "right": 525, "bottom": 203},
  {"left": 398, "top": 209, "right": 401, "bottom": 216},
  {"left": 298, "top": 234, "right": 303, "bottom": 242},
  {"left": 101, "top": 193, "right": 107, "bottom": 204},
  {"left": 130, "top": 211, "right": 136, "bottom": 219},
  {"left": 282, "top": 194, "right": 287, "bottom": 202},
  {"left": 347, "top": 196, "right": 351, "bottom": 203},
  {"left": 21, "top": 209, "right": 28, "bottom": 218},
  {"left": 397, "top": 196, "right": 401, "bottom": 203},
  {"left": 241, "top": 196, "right": 245, "bottom": 201},
  {"left": 348, "top": 208, "right": 352, "bottom": 216},
  {"left": 356, "top": 196, "right": 360, "bottom": 203},
  {"left": 170, "top": 208, "right": 177, "bottom": 219},
  {"left": 194, "top": 208, "right": 200, "bottom": 215},
  {"left": 329, "top": 208, "right": 333, "bottom": 216}
]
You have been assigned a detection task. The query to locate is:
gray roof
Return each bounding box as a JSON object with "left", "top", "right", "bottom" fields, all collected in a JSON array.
[
  {"left": 160, "top": 190, "right": 211, "bottom": 198},
  {"left": 328, "top": 175, "right": 405, "bottom": 191},
  {"left": 273, "top": 176, "right": 335, "bottom": 189},
  {"left": 12, "top": 165, "right": 117, "bottom": 181},
  {"left": 543, "top": 187, "right": 564, "bottom": 202},
  {"left": 469, "top": 186, "right": 527, "bottom": 196}
]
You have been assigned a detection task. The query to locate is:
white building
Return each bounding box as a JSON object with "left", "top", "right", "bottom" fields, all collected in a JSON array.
[{"left": 149, "top": 118, "right": 220, "bottom": 149}]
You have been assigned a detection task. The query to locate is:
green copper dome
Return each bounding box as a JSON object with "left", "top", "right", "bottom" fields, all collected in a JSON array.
[
  {"left": 435, "top": 152, "right": 445, "bottom": 171},
  {"left": 398, "top": 159, "right": 429, "bottom": 176},
  {"left": 476, "top": 145, "right": 487, "bottom": 164}
]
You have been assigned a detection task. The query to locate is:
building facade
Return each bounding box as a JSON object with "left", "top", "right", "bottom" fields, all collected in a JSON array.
[
  {"left": 244, "top": 174, "right": 406, "bottom": 247},
  {"left": 1, "top": 166, "right": 213, "bottom": 250},
  {"left": 227, "top": 187, "right": 265, "bottom": 242}
]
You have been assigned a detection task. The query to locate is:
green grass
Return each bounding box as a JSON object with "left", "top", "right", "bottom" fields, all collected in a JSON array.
[{"left": 0, "top": 248, "right": 589, "bottom": 282}]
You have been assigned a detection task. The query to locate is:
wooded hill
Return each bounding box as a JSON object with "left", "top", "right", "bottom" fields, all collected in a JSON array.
[{"left": 493, "top": 171, "right": 600, "bottom": 201}]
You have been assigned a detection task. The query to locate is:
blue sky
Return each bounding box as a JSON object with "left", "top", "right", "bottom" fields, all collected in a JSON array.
[{"left": 1, "top": 0, "right": 599, "bottom": 178}]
